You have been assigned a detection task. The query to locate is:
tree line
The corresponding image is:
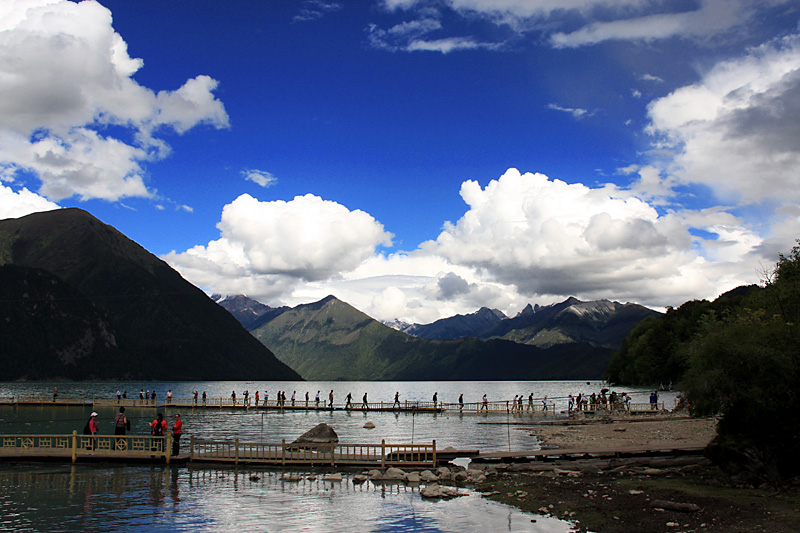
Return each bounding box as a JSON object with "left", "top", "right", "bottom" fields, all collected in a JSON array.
[{"left": 608, "top": 241, "right": 800, "bottom": 482}]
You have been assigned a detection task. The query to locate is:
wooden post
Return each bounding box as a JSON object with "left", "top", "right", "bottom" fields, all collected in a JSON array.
[
  {"left": 281, "top": 439, "right": 286, "bottom": 466},
  {"left": 235, "top": 438, "right": 239, "bottom": 465},
  {"left": 381, "top": 439, "right": 385, "bottom": 468},
  {"left": 432, "top": 439, "right": 437, "bottom": 467},
  {"left": 330, "top": 438, "right": 335, "bottom": 467},
  {"left": 190, "top": 435, "right": 194, "bottom": 460},
  {"left": 166, "top": 434, "right": 172, "bottom": 464},
  {"left": 71, "top": 430, "right": 77, "bottom": 463}
]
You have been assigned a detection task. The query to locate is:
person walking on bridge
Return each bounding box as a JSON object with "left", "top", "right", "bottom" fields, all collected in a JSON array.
[
  {"left": 345, "top": 392, "right": 352, "bottom": 409},
  {"left": 481, "top": 394, "right": 488, "bottom": 411},
  {"left": 362, "top": 392, "right": 368, "bottom": 410},
  {"left": 432, "top": 392, "right": 438, "bottom": 408},
  {"left": 458, "top": 393, "right": 463, "bottom": 412},
  {"left": 329, "top": 390, "right": 334, "bottom": 410},
  {"left": 393, "top": 391, "right": 400, "bottom": 408}
]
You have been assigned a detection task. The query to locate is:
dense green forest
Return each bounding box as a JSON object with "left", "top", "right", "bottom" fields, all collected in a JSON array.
[{"left": 609, "top": 242, "right": 800, "bottom": 481}]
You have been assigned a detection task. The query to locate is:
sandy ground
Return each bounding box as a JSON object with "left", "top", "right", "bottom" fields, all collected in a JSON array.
[{"left": 528, "top": 416, "right": 719, "bottom": 450}]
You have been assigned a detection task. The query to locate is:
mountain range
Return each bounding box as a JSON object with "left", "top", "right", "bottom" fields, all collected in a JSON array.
[
  {"left": 217, "top": 292, "right": 658, "bottom": 381},
  {"left": 237, "top": 295, "right": 615, "bottom": 381},
  {"left": 0, "top": 209, "right": 300, "bottom": 381},
  {"left": 392, "top": 297, "right": 658, "bottom": 349}
]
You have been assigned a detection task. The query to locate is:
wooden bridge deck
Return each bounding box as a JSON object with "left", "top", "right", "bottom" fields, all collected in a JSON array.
[{"left": 0, "top": 433, "right": 443, "bottom": 468}]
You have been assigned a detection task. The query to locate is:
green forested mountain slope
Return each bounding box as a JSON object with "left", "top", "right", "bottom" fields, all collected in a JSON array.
[{"left": 251, "top": 295, "right": 613, "bottom": 380}]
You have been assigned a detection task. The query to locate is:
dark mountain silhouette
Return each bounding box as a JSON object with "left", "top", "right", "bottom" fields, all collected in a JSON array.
[
  {"left": 381, "top": 297, "right": 658, "bottom": 350},
  {"left": 0, "top": 208, "right": 301, "bottom": 381},
  {"left": 213, "top": 294, "right": 289, "bottom": 331},
  {"left": 402, "top": 307, "right": 507, "bottom": 339},
  {"left": 477, "top": 298, "right": 660, "bottom": 349}
]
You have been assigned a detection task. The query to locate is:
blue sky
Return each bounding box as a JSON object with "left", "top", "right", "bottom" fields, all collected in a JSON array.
[{"left": 1, "top": 0, "right": 799, "bottom": 324}]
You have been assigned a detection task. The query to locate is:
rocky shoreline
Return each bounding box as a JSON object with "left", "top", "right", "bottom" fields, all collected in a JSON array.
[{"left": 471, "top": 415, "right": 800, "bottom": 532}]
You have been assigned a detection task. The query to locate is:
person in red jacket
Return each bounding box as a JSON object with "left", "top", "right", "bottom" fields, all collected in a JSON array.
[
  {"left": 171, "top": 414, "right": 183, "bottom": 457},
  {"left": 150, "top": 412, "right": 167, "bottom": 452}
]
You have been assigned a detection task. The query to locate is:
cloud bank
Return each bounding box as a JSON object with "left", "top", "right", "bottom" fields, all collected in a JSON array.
[{"left": 0, "top": 0, "right": 229, "bottom": 203}]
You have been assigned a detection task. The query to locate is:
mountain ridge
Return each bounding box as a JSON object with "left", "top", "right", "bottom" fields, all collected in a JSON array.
[
  {"left": 219, "top": 294, "right": 619, "bottom": 381},
  {"left": 0, "top": 208, "right": 301, "bottom": 381}
]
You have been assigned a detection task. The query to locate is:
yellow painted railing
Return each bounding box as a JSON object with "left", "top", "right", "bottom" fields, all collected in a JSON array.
[
  {"left": 0, "top": 432, "right": 172, "bottom": 463},
  {"left": 190, "top": 438, "right": 437, "bottom": 467},
  {"left": 15, "top": 396, "right": 87, "bottom": 405}
]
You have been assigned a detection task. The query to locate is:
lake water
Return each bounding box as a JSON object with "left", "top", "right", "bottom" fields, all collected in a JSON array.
[{"left": 0, "top": 380, "right": 677, "bottom": 532}]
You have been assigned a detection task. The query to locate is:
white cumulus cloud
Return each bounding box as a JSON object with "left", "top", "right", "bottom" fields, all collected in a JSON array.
[
  {"left": 164, "top": 193, "right": 394, "bottom": 302},
  {"left": 0, "top": 184, "right": 60, "bottom": 219},
  {"left": 0, "top": 0, "right": 229, "bottom": 202},
  {"left": 420, "top": 168, "right": 742, "bottom": 305},
  {"left": 646, "top": 32, "right": 800, "bottom": 204}
]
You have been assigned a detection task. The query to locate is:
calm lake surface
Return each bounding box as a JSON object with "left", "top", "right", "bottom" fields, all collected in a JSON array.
[{"left": 0, "top": 380, "right": 677, "bottom": 532}]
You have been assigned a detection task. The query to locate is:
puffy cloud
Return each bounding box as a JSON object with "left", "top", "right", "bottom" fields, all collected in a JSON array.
[
  {"left": 0, "top": 0, "right": 228, "bottom": 202},
  {"left": 0, "top": 184, "right": 60, "bottom": 219},
  {"left": 646, "top": 32, "right": 800, "bottom": 204},
  {"left": 164, "top": 193, "right": 393, "bottom": 302},
  {"left": 420, "top": 168, "right": 737, "bottom": 304}
]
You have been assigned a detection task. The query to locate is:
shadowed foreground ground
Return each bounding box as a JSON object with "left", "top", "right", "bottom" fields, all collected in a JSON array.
[{"left": 476, "top": 417, "right": 800, "bottom": 532}]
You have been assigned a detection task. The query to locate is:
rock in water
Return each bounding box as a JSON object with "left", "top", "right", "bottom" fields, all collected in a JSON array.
[{"left": 292, "top": 423, "right": 339, "bottom": 444}]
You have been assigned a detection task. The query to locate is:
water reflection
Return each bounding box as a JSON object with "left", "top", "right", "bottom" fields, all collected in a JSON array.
[{"left": 0, "top": 464, "right": 578, "bottom": 532}]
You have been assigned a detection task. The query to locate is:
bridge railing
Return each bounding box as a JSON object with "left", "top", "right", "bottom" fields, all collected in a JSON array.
[
  {"left": 15, "top": 396, "right": 87, "bottom": 405},
  {"left": 575, "top": 402, "right": 665, "bottom": 413},
  {"left": 0, "top": 432, "right": 172, "bottom": 463},
  {"left": 190, "top": 438, "right": 437, "bottom": 467}
]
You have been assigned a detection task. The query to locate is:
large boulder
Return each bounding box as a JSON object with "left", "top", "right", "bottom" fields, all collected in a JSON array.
[{"left": 292, "top": 423, "right": 339, "bottom": 444}]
